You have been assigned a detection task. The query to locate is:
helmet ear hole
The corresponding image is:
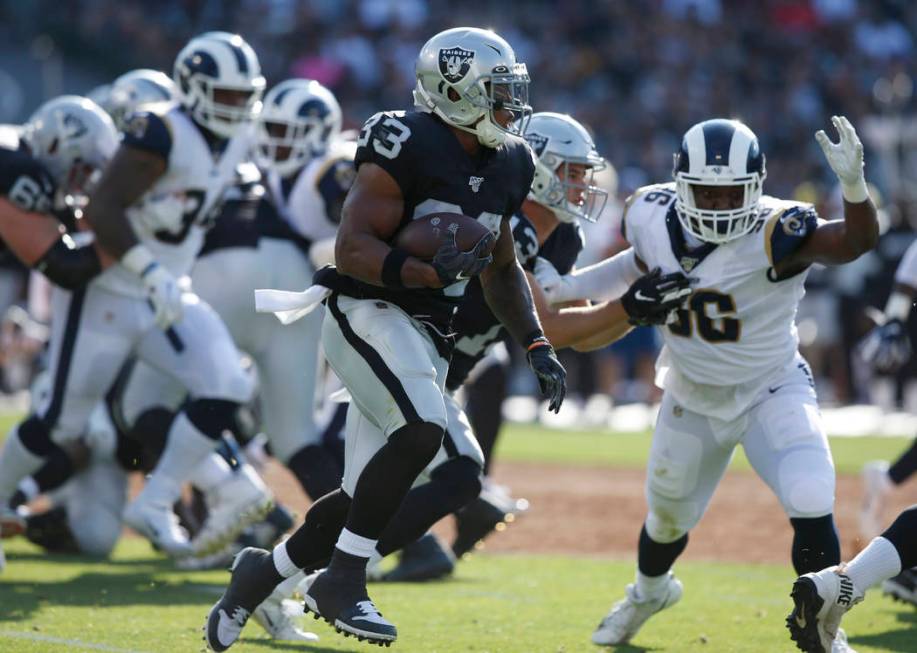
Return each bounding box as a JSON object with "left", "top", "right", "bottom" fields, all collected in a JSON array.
[{"left": 446, "top": 87, "right": 461, "bottom": 102}]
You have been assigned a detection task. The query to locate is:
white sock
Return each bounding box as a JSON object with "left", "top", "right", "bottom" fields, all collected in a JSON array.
[
  {"left": 636, "top": 570, "right": 671, "bottom": 600},
  {"left": 189, "top": 453, "right": 232, "bottom": 494},
  {"left": 843, "top": 536, "right": 902, "bottom": 591},
  {"left": 0, "top": 427, "right": 45, "bottom": 505},
  {"left": 272, "top": 540, "right": 300, "bottom": 578},
  {"left": 148, "top": 412, "right": 218, "bottom": 486},
  {"left": 335, "top": 528, "right": 377, "bottom": 559}
]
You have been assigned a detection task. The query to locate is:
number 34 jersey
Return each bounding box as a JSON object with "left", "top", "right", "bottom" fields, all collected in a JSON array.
[
  {"left": 94, "top": 104, "right": 253, "bottom": 297},
  {"left": 623, "top": 182, "right": 820, "bottom": 420}
]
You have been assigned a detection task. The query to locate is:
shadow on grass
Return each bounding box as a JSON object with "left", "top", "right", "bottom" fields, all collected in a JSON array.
[
  {"left": 0, "top": 570, "right": 227, "bottom": 621},
  {"left": 6, "top": 549, "right": 177, "bottom": 569},
  {"left": 242, "top": 637, "right": 367, "bottom": 653},
  {"left": 849, "top": 607, "right": 917, "bottom": 653}
]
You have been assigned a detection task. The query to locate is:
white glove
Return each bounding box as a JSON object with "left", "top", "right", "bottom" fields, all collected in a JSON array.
[
  {"left": 122, "top": 245, "right": 183, "bottom": 330},
  {"left": 533, "top": 257, "right": 574, "bottom": 304},
  {"left": 815, "top": 115, "right": 868, "bottom": 203}
]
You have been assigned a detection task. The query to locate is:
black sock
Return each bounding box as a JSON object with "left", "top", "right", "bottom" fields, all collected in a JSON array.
[
  {"left": 637, "top": 525, "right": 688, "bottom": 577},
  {"left": 790, "top": 514, "right": 840, "bottom": 575},
  {"left": 376, "top": 456, "right": 481, "bottom": 557},
  {"left": 889, "top": 438, "right": 917, "bottom": 485},
  {"left": 464, "top": 363, "right": 508, "bottom": 475},
  {"left": 287, "top": 444, "right": 343, "bottom": 500},
  {"left": 344, "top": 422, "right": 442, "bottom": 538},
  {"left": 284, "top": 489, "right": 351, "bottom": 571},
  {"left": 882, "top": 505, "right": 917, "bottom": 569}
]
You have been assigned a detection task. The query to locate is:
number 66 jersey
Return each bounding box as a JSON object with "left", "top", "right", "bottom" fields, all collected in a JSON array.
[{"left": 623, "top": 182, "right": 820, "bottom": 421}]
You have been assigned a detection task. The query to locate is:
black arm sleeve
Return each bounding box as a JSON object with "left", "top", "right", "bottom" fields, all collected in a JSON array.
[{"left": 33, "top": 235, "right": 102, "bottom": 290}]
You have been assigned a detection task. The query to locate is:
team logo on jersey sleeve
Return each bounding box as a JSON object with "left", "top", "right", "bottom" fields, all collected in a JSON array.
[
  {"left": 125, "top": 114, "right": 149, "bottom": 140},
  {"left": 468, "top": 175, "right": 484, "bottom": 193},
  {"left": 524, "top": 132, "right": 549, "bottom": 156},
  {"left": 439, "top": 47, "right": 475, "bottom": 83}
]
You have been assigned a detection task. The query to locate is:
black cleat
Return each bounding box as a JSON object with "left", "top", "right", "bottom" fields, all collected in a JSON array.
[
  {"left": 383, "top": 533, "right": 455, "bottom": 582},
  {"left": 452, "top": 495, "right": 512, "bottom": 559},
  {"left": 882, "top": 567, "right": 917, "bottom": 607},
  {"left": 303, "top": 570, "right": 397, "bottom": 645},
  {"left": 204, "top": 547, "right": 280, "bottom": 652},
  {"left": 787, "top": 576, "right": 827, "bottom": 653}
]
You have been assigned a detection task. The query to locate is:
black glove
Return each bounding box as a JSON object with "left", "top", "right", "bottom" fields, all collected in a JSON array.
[
  {"left": 621, "top": 268, "right": 693, "bottom": 326},
  {"left": 860, "top": 319, "right": 912, "bottom": 374},
  {"left": 525, "top": 335, "right": 566, "bottom": 413},
  {"left": 431, "top": 231, "right": 495, "bottom": 286}
]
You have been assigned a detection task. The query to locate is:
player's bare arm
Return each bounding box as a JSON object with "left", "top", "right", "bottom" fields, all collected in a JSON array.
[
  {"left": 776, "top": 116, "right": 878, "bottom": 277},
  {"left": 0, "top": 197, "right": 66, "bottom": 265},
  {"left": 480, "top": 216, "right": 542, "bottom": 344},
  {"left": 86, "top": 145, "right": 166, "bottom": 258},
  {"left": 335, "top": 162, "right": 440, "bottom": 288}
]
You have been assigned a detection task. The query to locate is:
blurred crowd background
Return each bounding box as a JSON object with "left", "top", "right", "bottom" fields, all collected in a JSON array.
[{"left": 0, "top": 0, "right": 915, "bottom": 413}]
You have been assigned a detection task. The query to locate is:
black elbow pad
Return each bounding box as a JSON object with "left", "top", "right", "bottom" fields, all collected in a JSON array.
[{"left": 34, "top": 235, "right": 101, "bottom": 290}]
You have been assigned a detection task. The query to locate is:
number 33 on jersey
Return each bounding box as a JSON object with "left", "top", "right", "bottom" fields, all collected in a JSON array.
[{"left": 623, "top": 182, "right": 819, "bottom": 387}]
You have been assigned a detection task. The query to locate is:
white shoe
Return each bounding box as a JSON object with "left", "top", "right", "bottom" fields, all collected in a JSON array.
[
  {"left": 787, "top": 567, "right": 864, "bottom": 653},
  {"left": 192, "top": 465, "right": 274, "bottom": 556},
  {"left": 591, "top": 573, "right": 683, "bottom": 645},
  {"left": 253, "top": 590, "right": 319, "bottom": 643},
  {"left": 859, "top": 461, "right": 891, "bottom": 540},
  {"left": 832, "top": 628, "right": 857, "bottom": 653},
  {"left": 123, "top": 496, "right": 192, "bottom": 557}
]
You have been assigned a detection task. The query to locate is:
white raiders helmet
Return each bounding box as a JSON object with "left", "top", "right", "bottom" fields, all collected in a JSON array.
[
  {"left": 104, "top": 69, "right": 177, "bottom": 130},
  {"left": 257, "top": 79, "right": 342, "bottom": 178},
  {"left": 413, "top": 27, "right": 531, "bottom": 148},
  {"left": 23, "top": 95, "right": 118, "bottom": 199},
  {"left": 524, "top": 112, "right": 608, "bottom": 223},
  {"left": 673, "top": 118, "right": 767, "bottom": 244},
  {"left": 173, "top": 31, "right": 265, "bottom": 139}
]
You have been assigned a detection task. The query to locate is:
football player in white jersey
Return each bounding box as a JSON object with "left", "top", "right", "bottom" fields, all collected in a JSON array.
[
  {"left": 0, "top": 32, "right": 265, "bottom": 559},
  {"left": 539, "top": 116, "right": 877, "bottom": 650}
]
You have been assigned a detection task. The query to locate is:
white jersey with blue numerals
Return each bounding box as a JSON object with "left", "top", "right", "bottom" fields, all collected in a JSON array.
[
  {"left": 94, "top": 103, "right": 253, "bottom": 297},
  {"left": 623, "top": 182, "right": 820, "bottom": 420}
]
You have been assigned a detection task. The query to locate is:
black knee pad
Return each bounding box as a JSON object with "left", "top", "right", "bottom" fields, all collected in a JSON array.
[
  {"left": 388, "top": 421, "right": 444, "bottom": 465},
  {"left": 18, "top": 414, "right": 56, "bottom": 457},
  {"left": 430, "top": 456, "right": 482, "bottom": 508},
  {"left": 185, "top": 398, "right": 241, "bottom": 441},
  {"left": 129, "top": 407, "right": 175, "bottom": 468}
]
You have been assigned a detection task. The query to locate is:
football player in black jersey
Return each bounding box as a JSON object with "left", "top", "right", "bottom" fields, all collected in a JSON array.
[
  {"left": 0, "top": 96, "right": 118, "bottom": 572},
  {"left": 205, "top": 26, "right": 566, "bottom": 649},
  {"left": 383, "top": 112, "right": 692, "bottom": 579}
]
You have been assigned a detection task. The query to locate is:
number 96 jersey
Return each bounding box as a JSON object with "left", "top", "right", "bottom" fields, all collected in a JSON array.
[
  {"left": 95, "top": 104, "right": 253, "bottom": 297},
  {"left": 624, "top": 182, "right": 820, "bottom": 420}
]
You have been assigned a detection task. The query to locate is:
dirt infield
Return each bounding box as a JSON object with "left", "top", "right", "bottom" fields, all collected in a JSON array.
[{"left": 263, "top": 460, "right": 917, "bottom": 565}]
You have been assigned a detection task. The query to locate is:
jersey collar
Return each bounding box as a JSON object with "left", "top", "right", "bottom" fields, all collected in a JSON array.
[{"left": 666, "top": 205, "right": 717, "bottom": 273}]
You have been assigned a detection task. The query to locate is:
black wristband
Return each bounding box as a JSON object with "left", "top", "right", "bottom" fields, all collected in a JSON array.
[
  {"left": 34, "top": 236, "right": 102, "bottom": 290},
  {"left": 381, "top": 248, "right": 410, "bottom": 288},
  {"left": 523, "top": 329, "right": 548, "bottom": 349}
]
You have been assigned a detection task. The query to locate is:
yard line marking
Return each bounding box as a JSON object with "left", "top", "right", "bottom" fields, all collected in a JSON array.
[{"left": 0, "top": 630, "right": 150, "bottom": 653}]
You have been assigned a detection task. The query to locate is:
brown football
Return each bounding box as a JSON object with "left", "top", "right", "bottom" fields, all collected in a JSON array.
[{"left": 393, "top": 212, "right": 495, "bottom": 261}]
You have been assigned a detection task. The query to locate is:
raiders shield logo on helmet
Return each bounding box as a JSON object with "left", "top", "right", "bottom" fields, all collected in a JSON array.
[
  {"left": 525, "top": 132, "right": 549, "bottom": 157},
  {"left": 439, "top": 47, "right": 475, "bottom": 83}
]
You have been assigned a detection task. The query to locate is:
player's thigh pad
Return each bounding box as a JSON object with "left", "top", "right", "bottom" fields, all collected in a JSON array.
[
  {"left": 745, "top": 383, "right": 834, "bottom": 518},
  {"left": 645, "top": 393, "right": 737, "bottom": 542},
  {"left": 322, "top": 294, "right": 448, "bottom": 436},
  {"left": 419, "top": 390, "right": 485, "bottom": 483},
  {"left": 136, "top": 293, "right": 254, "bottom": 403},
  {"left": 41, "top": 285, "right": 140, "bottom": 444}
]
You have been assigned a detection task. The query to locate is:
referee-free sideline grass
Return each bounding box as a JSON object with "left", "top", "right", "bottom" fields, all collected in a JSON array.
[{"left": 1, "top": 537, "right": 914, "bottom": 653}]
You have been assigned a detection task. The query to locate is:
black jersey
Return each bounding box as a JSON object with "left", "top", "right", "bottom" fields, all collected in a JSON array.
[
  {"left": 320, "top": 110, "right": 534, "bottom": 338},
  {"left": 446, "top": 217, "right": 584, "bottom": 391},
  {"left": 0, "top": 129, "right": 56, "bottom": 267}
]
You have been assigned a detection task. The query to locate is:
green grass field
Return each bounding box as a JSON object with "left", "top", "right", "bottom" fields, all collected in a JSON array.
[{"left": 1, "top": 413, "right": 915, "bottom": 652}]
